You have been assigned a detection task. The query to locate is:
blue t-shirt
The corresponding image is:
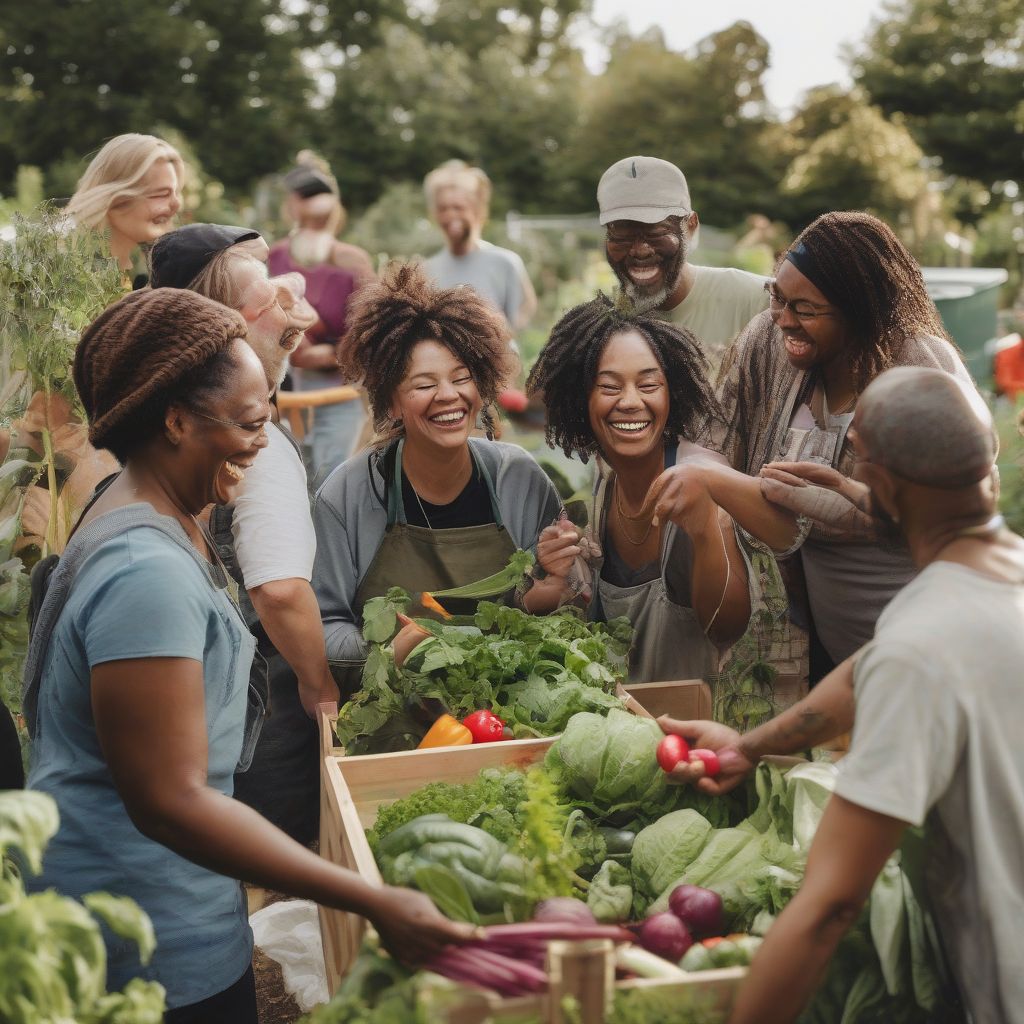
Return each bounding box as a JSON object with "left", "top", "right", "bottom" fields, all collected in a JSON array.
[{"left": 27, "top": 524, "right": 256, "bottom": 1008}]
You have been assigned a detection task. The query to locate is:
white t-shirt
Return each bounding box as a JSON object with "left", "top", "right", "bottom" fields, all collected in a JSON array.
[
  {"left": 835, "top": 560, "right": 1024, "bottom": 1024},
  {"left": 230, "top": 424, "right": 316, "bottom": 587},
  {"left": 667, "top": 265, "right": 769, "bottom": 357}
]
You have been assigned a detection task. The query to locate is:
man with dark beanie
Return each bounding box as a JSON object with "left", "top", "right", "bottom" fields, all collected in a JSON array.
[{"left": 149, "top": 223, "right": 338, "bottom": 846}]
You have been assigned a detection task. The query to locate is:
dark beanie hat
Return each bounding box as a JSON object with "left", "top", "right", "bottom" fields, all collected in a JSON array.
[
  {"left": 74, "top": 288, "right": 247, "bottom": 451},
  {"left": 283, "top": 165, "right": 336, "bottom": 199},
  {"left": 149, "top": 223, "right": 261, "bottom": 290}
]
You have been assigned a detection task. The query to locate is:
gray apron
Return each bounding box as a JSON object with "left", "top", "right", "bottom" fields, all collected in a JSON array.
[
  {"left": 352, "top": 439, "right": 518, "bottom": 623},
  {"left": 588, "top": 473, "right": 717, "bottom": 685}
]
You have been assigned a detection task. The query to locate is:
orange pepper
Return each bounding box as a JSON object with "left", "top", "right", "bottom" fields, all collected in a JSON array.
[
  {"left": 417, "top": 714, "right": 473, "bottom": 749},
  {"left": 420, "top": 592, "right": 453, "bottom": 619}
]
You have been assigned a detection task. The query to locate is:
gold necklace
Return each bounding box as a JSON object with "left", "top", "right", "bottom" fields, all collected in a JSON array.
[{"left": 613, "top": 479, "right": 656, "bottom": 546}]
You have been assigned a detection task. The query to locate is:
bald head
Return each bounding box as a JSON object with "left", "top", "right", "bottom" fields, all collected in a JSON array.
[{"left": 855, "top": 367, "right": 996, "bottom": 489}]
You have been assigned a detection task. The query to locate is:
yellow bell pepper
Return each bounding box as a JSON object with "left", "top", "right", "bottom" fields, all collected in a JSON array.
[{"left": 417, "top": 714, "right": 473, "bottom": 749}]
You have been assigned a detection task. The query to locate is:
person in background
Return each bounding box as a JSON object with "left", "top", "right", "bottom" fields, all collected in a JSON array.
[
  {"left": 269, "top": 152, "right": 375, "bottom": 484},
  {"left": 661, "top": 367, "right": 1022, "bottom": 1024},
  {"left": 598, "top": 156, "right": 768, "bottom": 359},
  {"left": 648, "top": 211, "right": 974, "bottom": 684},
  {"left": 149, "top": 222, "right": 339, "bottom": 845},
  {"left": 26, "top": 289, "right": 470, "bottom": 1022},
  {"left": 65, "top": 133, "right": 184, "bottom": 285},
  {"left": 422, "top": 159, "right": 537, "bottom": 334},
  {"left": 527, "top": 295, "right": 759, "bottom": 684},
  {"left": 313, "top": 263, "right": 564, "bottom": 692}
]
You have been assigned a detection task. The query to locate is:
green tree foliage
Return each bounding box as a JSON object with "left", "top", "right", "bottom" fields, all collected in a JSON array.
[
  {"left": 852, "top": 0, "right": 1024, "bottom": 192},
  {"left": 780, "top": 96, "right": 929, "bottom": 229},
  {"left": 557, "top": 23, "right": 787, "bottom": 226}
]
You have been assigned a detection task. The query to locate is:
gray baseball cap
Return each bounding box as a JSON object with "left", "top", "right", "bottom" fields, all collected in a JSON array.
[{"left": 597, "top": 156, "right": 691, "bottom": 225}]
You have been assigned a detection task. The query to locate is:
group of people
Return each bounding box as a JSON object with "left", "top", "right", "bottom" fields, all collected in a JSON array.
[{"left": 5, "top": 131, "right": 1021, "bottom": 1024}]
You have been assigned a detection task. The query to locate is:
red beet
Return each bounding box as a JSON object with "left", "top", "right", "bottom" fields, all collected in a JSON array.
[
  {"left": 637, "top": 912, "right": 694, "bottom": 962},
  {"left": 667, "top": 885, "right": 725, "bottom": 938}
]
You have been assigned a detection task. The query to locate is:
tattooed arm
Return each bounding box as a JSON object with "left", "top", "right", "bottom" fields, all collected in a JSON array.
[{"left": 658, "top": 656, "right": 857, "bottom": 795}]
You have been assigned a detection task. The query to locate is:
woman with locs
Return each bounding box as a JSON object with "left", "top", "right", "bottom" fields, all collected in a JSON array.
[
  {"left": 526, "top": 296, "right": 757, "bottom": 684},
  {"left": 647, "top": 211, "right": 973, "bottom": 681},
  {"left": 312, "top": 262, "right": 566, "bottom": 685},
  {"left": 24, "top": 289, "right": 471, "bottom": 1022}
]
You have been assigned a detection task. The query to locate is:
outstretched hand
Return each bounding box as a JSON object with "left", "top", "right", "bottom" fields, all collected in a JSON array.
[
  {"left": 657, "top": 715, "right": 755, "bottom": 795},
  {"left": 645, "top": 464, "right": 717, "bottom": 535},
  {"left": 367, "top": 886, "right": 479, "bottom": 965},
  {"left": 759, "top": 461, "right": 875, "bottom": 538}
]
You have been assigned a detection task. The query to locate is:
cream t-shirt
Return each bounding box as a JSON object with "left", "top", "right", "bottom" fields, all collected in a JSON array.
[
  {"left": 836, "top": 560, "right": 1024, "bottom": 1024},
  {"left": 667, "top": 265, "right": 769, "bottom": 357}
]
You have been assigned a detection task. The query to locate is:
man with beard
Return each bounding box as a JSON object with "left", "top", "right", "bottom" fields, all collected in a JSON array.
[
  {"left": 423, "top": 159, "right": 536, "bottom": 333},
  {"left": 598, "top": 156, "right": 768, "bottom": 357},
  {"left": 660, "top": 366, "right": 1023, "bottom": 1024},
  {"left": 150, "top": 224, "right": 338, "bottom": 844}
]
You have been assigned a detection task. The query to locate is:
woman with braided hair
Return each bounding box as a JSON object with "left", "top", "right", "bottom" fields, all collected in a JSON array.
[
  {"left": 25, "top": 289, "right": 471, "bottom": 1021},
  {"left": 312, "top": 262, "right": 563, "bottom": 687},
  {"left": 526, "top": 294, "right": 756, "bottom": 684},
  {"left": 653, "top": 211, "right": 974, "bottom": 681}
]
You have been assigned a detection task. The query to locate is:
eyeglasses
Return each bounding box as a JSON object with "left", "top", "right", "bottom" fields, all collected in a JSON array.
[
  {"left": 190, "top": 409, "right": 270, "bottom": 436},
  {"left": 606, "top": 224, "right": 683, "bottom": 252},
  {"left": 763, "top": 280, "right": 836, "bottom": 321}
]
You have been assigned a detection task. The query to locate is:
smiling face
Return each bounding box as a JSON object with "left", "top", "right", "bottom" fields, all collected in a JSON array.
[
  {"left": 389, "top": 339, "right": 482, "bottom": 455},
  {"left": 605, "top": 215, "right": 693, "bottom": 307},
  {"left": 587, "top": 329, "right": 670, "bottom": 462},
  {"left": 231, "top": 256, "right": 316, "bottom": 387},
  {"left": 433, "top": 186, "right": 483, "bottom": 252},
  {"left": 772, "top": 260, "right": 851, "bottom": 374},
  {"left": 180, "top": 339, "right": 273, "bottom": 507},
  {"left": 106, "top": 158, "right": 181, "bottom": 249}
]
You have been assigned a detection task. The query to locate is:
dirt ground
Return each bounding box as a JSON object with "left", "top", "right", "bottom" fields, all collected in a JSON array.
[{"left": 250, "top": 887, "right": 306, "bottom": 1024}]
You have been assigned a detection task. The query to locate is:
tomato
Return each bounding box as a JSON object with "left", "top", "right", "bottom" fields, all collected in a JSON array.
[
  {"left": 656, "top": 733, "right": 690, "bottom": 772},
  {"left": 462, "top": 709, "right": 506, "bottom": 743},
  {"left": 690, "top": 748, "right": 721, "bottom": 778}
]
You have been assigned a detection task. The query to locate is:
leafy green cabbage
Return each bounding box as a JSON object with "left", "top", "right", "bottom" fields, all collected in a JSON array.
[{"left": 631, "top": 809, "right": 713, "bottom": 906}]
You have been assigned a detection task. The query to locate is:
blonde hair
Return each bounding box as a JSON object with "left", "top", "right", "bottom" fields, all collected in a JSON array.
[
  {"left": 66, "top": 134, "right": 185, "bottom": 230},
  {"left": 423, "top": 160, "right": 491, "bottom": 221},
  {"left": 283, "top": 150, "right": 346, "bottom": 238},
  {"left": 185, "top": 246, "right": 252, "bottom": 310}
]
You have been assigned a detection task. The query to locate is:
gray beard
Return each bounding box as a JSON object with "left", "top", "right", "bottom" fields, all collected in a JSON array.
[{"left": 613, "top": 232, "right": 688, "bottom": 313}]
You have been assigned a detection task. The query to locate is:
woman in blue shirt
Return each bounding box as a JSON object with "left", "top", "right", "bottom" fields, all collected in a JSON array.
[{"left": 26, "top": 288, "right": 469, "bottom": 1021}]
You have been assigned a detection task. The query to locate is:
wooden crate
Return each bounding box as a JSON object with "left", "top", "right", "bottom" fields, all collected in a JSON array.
[{"left": 318, "top": 680, "right": 713, "bottom": 991}]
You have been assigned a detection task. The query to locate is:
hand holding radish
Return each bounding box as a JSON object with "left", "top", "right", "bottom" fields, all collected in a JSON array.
[
  {"left": 367, "top": 886, "right": 478, "bottom": 964},
  {"left": 656, "top": 716, "right": 755, "bottom": 795},
  {"left": 392, "top": 612, "right": 431, "bottom": 668}
]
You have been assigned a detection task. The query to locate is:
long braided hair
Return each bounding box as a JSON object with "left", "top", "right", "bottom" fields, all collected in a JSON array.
[
  {"left": 339, "top": 261, "right": 516, "bottom": 446},
  {"left": 784, "top": 212, "right": 949, "bottom": 393},
  {"left": 526, "top": 293, "right": 721, "bottom": 459}
]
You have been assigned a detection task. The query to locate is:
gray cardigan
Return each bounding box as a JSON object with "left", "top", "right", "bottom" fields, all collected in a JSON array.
[{"left": 312, "top": 439, "right": 562, "bottom": 672}]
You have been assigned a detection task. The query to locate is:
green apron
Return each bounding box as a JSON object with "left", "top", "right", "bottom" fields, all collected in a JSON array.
[{"left": 354, "top": 438, "right": 518, "bottom": 623}]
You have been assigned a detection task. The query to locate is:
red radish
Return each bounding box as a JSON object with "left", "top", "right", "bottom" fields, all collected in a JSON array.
[
  {"left": 668, "top": 885, "right": 725, "bottom": 938},
  {"left": 690, "top": 749, "right": 721, "bottom": 778},
  {"left": 637, "top": 912, "right": 694, "bottom": 961},
  {"left": 657, "top": 734, "right": 690, "bottom": 772}
]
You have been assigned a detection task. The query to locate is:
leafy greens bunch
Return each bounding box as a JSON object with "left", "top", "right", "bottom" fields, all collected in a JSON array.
[
  {"left": 0, "top": 790, "right": 165, "bottom": 1023},
  {"left": 335, "top": 590, "right": 632, "bottom": 754}
]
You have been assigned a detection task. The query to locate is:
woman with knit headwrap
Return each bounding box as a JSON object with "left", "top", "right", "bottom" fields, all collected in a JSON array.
[
  {"left": 312, "top": 262, "right": 564, "bottom": 692},
  {"left": 66, "top": 133, "right": 185, "bottom": 283},
  {"left": 648, "top": 212, "right": 974, "bottom": 683},
  {"left": 526, "top": 295, "right": 758, "bottom": 685},
  {"left": 24, "top": 289, "right": 471, "bottom": 1021}
]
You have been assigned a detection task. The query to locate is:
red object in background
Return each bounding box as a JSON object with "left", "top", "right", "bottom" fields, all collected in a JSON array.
[
  {"left": 498, "top": 389, "right": 529, "bottom": 413},
  {"left": 995, "top": 334, "right": 1024, "bottom": 399},
  {"left": 462, "top": 709, "right": 506, "bottom": 743}
]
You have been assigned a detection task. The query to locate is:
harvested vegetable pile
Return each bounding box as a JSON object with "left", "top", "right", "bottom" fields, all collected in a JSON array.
[
  {"left": 335, "top": 588, "right": 632, "bottom": 754},
  {"left": 310, "top": 711, "right": 963, "bottom": 1023}
]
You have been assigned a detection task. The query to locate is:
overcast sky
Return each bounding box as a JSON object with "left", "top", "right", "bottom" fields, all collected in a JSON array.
[{"left": 576, "top": 0, "right": 891, "bottom": 116}]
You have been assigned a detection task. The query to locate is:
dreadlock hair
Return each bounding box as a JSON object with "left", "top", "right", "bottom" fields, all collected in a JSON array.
[
  {"left": 526, "top": 293, "right": 721, "bottom": 460},
  {"left": 338, "top": 261, "right": 515, "bottom": 446},
  {"left": 783, "top": 212, "right": 950, "bottom": 393}
]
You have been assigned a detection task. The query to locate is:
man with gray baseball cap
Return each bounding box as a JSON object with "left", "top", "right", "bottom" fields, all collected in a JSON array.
[{"left": 598, "top": 156, "right": 768, "bottom": 355}]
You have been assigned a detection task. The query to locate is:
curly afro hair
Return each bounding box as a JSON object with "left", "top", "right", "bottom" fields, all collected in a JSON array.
[
  {"left": 526, "top": 293, "right": 721, "bottom": 459},
  {"left": 782, "top": 212, "right": 950, "bottom": 392},
  {"left": 338, "top": 261, "right": 515, "bottom": 445}
]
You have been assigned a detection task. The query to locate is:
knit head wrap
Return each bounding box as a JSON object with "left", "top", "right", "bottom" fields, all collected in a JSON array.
[{"left": 74, "top": 287, "right": 247, "bottom": 451}]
